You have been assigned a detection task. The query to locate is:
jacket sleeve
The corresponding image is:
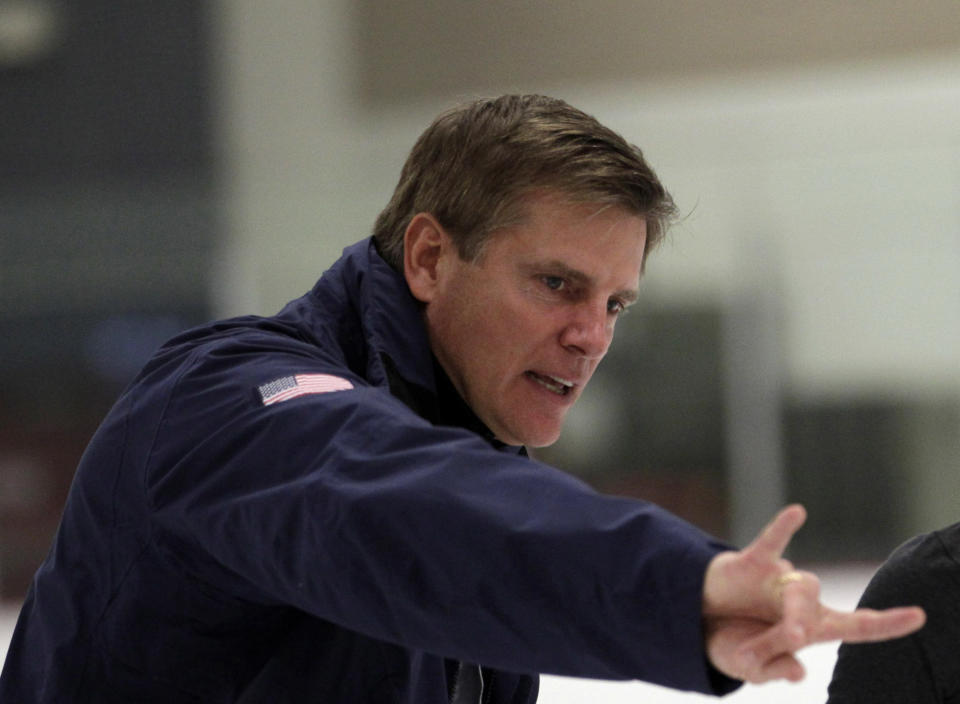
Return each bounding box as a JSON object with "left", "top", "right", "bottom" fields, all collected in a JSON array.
[{"left": 142, "top": 353, "right": 738, "bottom": 694}]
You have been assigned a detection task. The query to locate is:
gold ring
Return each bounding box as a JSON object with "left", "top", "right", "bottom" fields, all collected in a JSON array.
[
  {"left": 776, "top": 571, "right": 804, "bottom": 587},
  {"left": 774, "top": 570, "right": 804, "bottom": 598}
]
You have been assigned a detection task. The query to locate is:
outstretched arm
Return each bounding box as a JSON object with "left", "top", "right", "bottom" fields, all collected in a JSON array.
[{"left": 702, "top": 505, "right": 926, "bottom": 684}]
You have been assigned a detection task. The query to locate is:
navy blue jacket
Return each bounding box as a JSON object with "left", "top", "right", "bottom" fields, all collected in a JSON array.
[{"left": 1, "top": 239, "right": 739, "bottom": 702}]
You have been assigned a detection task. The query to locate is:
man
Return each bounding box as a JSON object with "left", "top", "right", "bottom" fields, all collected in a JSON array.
[
  {"left": 827, "top": 521, "right": 960, "bottom": 703},
  {"left": 0, "top": 94, "right": 923, "bottom": 702}
]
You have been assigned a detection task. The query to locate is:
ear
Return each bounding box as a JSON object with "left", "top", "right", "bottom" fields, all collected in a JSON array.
[{"left": 404, "top": 212, "right": 450, "bottom": 303}]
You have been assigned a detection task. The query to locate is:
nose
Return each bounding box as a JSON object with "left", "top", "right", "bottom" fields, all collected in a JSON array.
[{"left": 559, "top": 303, "right": 614, "bottom": 360}]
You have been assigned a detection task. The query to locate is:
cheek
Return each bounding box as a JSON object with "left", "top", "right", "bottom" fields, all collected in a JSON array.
[{"left": 460, "top": 310, "right": 532, "bottom": 385}]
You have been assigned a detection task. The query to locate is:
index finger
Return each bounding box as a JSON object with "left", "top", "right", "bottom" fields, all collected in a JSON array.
[
  {"left": 744, "top": 504, "right": 807, "bottom": 563},
  {"left": 813, "top": 605, "right": 926, "bottom": 644}
]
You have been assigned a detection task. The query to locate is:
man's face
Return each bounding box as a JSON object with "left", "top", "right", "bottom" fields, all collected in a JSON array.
[{"left": 420, "top": 193, "right": 647, "bottom": 447}]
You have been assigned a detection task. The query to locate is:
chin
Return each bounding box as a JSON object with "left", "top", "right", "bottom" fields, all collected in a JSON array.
[
  {"left": 515, "top": 427, "right": 563, "bottom": 449},
  {"left": 490, "top": 412, "right": 564, "bottom": 448}
]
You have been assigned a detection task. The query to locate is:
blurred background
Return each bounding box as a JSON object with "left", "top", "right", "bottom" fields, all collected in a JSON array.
[{"left": 1, "top": 1, "right": 959, "bottom": 699}]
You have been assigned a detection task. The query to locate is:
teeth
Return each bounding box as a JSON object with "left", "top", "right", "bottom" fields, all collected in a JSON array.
[{"left": 527, "top": 372, "right": 573, "bottom": 394}]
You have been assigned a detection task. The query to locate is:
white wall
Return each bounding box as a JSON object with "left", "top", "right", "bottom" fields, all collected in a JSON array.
[{"left": 579, "top": 59, "right": 960, "bottom": 397}]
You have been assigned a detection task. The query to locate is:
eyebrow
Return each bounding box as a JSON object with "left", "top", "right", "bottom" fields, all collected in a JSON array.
[{"left": 522, "top": 260, "right": 640, "bottom": 304}]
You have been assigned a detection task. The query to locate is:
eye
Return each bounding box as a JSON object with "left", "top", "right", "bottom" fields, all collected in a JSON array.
[
  {"left": 542, "top": 275, "right": 566, "bottom": 291},
  {"left": 607, "top": 298, "right": 627, "bottom": 315}
]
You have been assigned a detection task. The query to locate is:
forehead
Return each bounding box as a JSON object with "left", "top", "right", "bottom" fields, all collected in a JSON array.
[
  {"left": 489, "top": 194, "right": 647, "bottom": 284},
  {"left": 509, "top": 192, "right": 644, "bottom": 240}
]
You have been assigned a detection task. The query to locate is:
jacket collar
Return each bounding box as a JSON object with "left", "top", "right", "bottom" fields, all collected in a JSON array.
[
  {"left": 310, "top": 237, "right": 437, "bottom": 395},
  {"left": 361, "top": 238, "right": 438, "bottom": 395}
]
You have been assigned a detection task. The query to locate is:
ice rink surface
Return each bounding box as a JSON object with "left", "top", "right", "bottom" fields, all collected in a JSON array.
[{"left": 0, "top": 564, "right": 876, "bottom": 703}]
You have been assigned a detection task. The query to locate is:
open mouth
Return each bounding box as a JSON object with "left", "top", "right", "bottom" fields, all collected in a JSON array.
[{"left": 524, "top": 371, "right": 574, "bottom": 396}]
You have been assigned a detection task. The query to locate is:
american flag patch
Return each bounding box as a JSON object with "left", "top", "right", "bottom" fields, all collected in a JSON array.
[{"left": 258, "top": 373, "right": 354, "bottom": 405}]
